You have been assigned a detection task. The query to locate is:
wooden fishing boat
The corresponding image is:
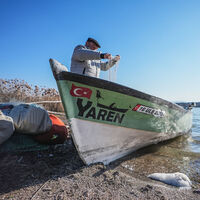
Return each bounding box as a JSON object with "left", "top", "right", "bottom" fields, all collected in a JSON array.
[{"left": 49, "top": 59, "right": 192, "bottom": 165}]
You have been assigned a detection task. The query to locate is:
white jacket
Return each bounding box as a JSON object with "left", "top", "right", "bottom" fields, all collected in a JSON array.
[{"left": 70, "top": 45, "right": 117, "bottom": 78}]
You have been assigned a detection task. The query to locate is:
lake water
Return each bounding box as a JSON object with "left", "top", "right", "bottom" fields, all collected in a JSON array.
[
  {"left": 190, "top": 107, "right": 200, "bottom": 153},
  {"left": 117, "top": 107, "right": 200, "bottom": 186}
]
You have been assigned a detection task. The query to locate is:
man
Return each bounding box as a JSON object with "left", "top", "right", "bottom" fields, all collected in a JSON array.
[{"left": 70, "top": 37, "right": 120, "bottom": 78}]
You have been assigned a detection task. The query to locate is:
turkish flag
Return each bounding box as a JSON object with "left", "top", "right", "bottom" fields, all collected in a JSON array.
[
  {"left": 132, "top": 104, "right": 141, "bottom": 111},
  {"left": 70, "top": 84, "right": 92, "bottom": 99}
]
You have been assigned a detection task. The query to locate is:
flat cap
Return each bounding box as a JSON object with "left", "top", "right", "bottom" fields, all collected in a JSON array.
[{"left": 87, "top": 37, "right": 101, "bottom": 48}]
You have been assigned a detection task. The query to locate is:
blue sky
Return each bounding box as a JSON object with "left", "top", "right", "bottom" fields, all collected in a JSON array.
[{"left": 1, "top": 0, "right": 200, "bottom": 102}]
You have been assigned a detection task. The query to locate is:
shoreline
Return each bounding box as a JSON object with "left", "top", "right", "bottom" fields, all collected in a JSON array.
[{"left": 0, "top": 139, "right": 200, "bottom": 200}]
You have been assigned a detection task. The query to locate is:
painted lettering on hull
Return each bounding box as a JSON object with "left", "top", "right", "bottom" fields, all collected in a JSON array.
[{"left": 76, "top": 98, "right": 125, "bottom": 124}]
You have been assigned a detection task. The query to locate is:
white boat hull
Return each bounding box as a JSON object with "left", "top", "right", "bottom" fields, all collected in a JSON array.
[{"left": 70, "top": 118, "right": 176, "bottom": 165}]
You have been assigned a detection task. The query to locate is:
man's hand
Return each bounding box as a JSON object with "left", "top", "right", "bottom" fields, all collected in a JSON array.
[
  {"left": 113, "top": 55, "right": 120, "bottom": 62},
  {"left": 100, "top": 53, "right": 112, "bottom": 59},
  {"left": 103, "top": 53, "right": 112, "bottom": 59},
  {"left": 100, "top": 53, "right": 120, "bottom": 60}
]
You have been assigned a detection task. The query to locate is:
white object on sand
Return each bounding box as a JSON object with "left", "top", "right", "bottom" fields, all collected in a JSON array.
[{"left": 148, "top": 172, "right": 192, "bottom": 188}]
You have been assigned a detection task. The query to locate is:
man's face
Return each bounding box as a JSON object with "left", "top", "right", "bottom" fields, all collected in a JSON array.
[{"left": 86, "top": 41, "right": 99, "bottom": 50}]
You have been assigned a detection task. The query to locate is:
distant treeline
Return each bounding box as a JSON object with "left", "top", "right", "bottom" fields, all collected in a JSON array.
[
  {"left": 0, "top": 78, "right": 64, "bottom": 112},
  {"left": 176, "top": 102, "right": 200, "bottom": 108}
]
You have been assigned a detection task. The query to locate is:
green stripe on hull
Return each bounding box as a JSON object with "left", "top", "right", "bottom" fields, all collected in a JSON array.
[{"left": 57, "top": 80, "right": 191, "bottom": 134}]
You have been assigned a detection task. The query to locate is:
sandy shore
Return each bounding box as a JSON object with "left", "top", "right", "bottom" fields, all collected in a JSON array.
[{"left": 0, "top": 138, "right": 200, "bottom": 200}]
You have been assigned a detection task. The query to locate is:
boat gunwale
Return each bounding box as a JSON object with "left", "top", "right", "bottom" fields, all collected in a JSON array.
[{"left": 55, "top": 71, "right": 188, "bottom": 114}]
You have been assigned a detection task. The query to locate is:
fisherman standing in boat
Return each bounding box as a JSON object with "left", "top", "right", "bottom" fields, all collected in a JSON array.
[{"left": 70, "top": 37, "right": 120, "bottom": 78}]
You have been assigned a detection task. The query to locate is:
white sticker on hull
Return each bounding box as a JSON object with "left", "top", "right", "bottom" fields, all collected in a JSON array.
[{"left": 133, "top": 104, "right": 165, "bottom": 118}]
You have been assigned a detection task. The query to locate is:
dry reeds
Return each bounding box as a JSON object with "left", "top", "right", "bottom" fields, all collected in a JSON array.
[{"left": 0, "top": 78, "right": 64, "bottom": 112}]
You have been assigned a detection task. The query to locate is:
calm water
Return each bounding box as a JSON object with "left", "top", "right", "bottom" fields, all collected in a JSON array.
[
  {"left": 190, "top": 107, "right": 200, "bottom": 153},
  {"left": 118, "top": 107, "right": 200, "bottom": 186}
]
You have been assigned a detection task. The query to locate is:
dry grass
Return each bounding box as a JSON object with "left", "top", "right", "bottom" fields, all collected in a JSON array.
[{"left": 0, "top": 78, "right": 64, "bottom": 112}]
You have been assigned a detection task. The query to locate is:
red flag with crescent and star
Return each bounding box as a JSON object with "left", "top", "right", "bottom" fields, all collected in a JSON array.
[{"left": 70, "top": 84, "right": 92, "bottom": 99}]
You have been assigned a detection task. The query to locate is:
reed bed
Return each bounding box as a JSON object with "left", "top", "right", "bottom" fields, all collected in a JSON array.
[{"left": 0, "top": 78, "right": 64, "bottom": 112}]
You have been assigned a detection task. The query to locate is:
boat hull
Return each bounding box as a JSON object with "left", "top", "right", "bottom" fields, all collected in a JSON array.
[
  {"left": 50, "top": 59, "right": 192, "bottom": 165},
  {"left": 70, "top": 118, "right": 184, "bottom": 165}
]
